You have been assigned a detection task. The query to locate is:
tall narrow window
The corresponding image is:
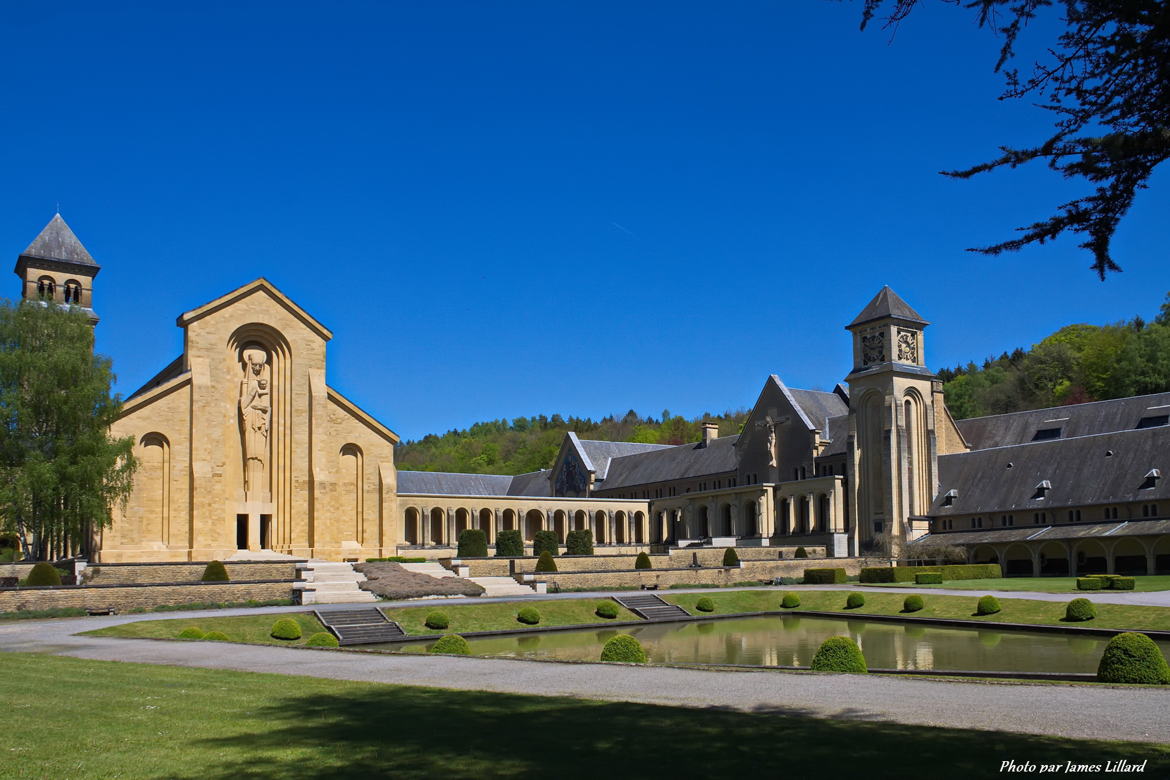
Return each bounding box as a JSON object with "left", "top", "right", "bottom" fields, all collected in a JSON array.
[
  {"left": 37, "top": 277, "right": 55, "bottom": 299},
  {"left": 64, "top": 280, "right": 82, "bottom": 304}
]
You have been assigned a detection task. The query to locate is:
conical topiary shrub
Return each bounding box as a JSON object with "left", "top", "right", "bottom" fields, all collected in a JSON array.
[
  {"left": 810, "top": 636, "right": 867, "bottom": 673},
  {"left": 25, "top": 562, "right": 62, "bottom": 587},
  {"left": 722, "top": 547, "right": 740, "bottom": 566},
  {"left": 270, "top": 618, "right": 302, "bottom": 640},
  {"left": 201, "top": 561, "right": 229, "bottom": 582},
  {"left": 430, "top": 634, "right": 471, "bottom": 655},
  {"left": 634, "top": 552, "right": 652, "bottom": 570},
  {"left": 1097, "top": 632, "right": 1170, "bottom": 684},
  {"left": 600, "top": 634, "right": 647, "bottom": 663},
  {"left": 534, "top": 550, "right": 557, "bottom": 573}
]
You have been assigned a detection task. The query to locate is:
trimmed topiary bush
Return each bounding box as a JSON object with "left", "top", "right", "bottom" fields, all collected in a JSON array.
[
  {"left": 1112, "top": 576, "right": 1136, "bottom": 591},
  {"left": 430, "top": 634, "right": 471, "bottom": 655},
  {"left": 270, "top": 618, "right": 302, "bottom": 640},
  {"left": 976, "top": 595, "right": 1001, "bottom": 615},
  {"left": 457, "top": 528, "right": 488, "bottom": 558},
  {"left": 25, "top": 562, "right": 62, "bottom": 587},
  {"left": 517, "top": 607, "right": 541, "bottom": 625},
  {"left": 845, "top": 592, "right": 865, "bottom": 609},
  {"left": 794, "top": 547, "right": 809, "bottom": 559},
  {"left": 781, "top": 592, "right": 801, "bottom": 609},
  {"left": 721, "top": 547, "right": 740, "bottom": 566},
  {"left": 810, "top": 636, "right": 867, "bottom": 673},
  {"left": 306, "top": 632, "right": 340, "bottom": 647},
  {"left": 424, "top": 611, "right": 449, "bottom": 630},
  {"left": 595, "top": 601, "right": 618, "bottom": 619},
  {"left": 903, "top": 595, "right": 924, "bottom": 613},
  {"left": 600, "top": 634, "right": 647, "bottom": 663},
  {"left": 695, "top": 597, "right": 715, "bottom": 613},
  {"left": 203, "top": 631, "right": 230, "bottom": 641},
  {"left": 1077, "top": 577, "right": 1103, "bottom": 591},
  {"left": 635, "top": 552, "right": 652, "bottom": 570},
  {"left": 1065, "top": 598, "right": 1096, "bottom": 622},
  {"left": 803, "top": 567, "right": 846, "bottom": 584},
  {"left": 915, "top": 572, "right": 943, "bottom": 585},
  {"left": 534, "top": 550, "right": 558, "bottom": 573},
  {"left": 566, "top": 529, "right": 594, "bottom": 556},
  {"left": 177, "top": 626, "right": 205, "bottom": 639},
  {"left": 495, "top": 530, "right": 523, "bottom": 557},
  {"left": 1097, "top": 632, "right": 1170, "bottom": 684},
  {"left": 532, "top": 530, "right": 559, "bottom": 558},
  {"left": 201, "top": 561, "right": 229, "bottom": 582}
]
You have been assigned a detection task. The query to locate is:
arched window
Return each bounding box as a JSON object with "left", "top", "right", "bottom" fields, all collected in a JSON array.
[
  {"left": 37, "top": 277, "right": 56, "bottom": 299},
  {"left": 64, "top": 280, "right": 82, "bottom": 304}
]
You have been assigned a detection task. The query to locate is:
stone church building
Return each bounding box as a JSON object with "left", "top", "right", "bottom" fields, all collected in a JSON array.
[{"left": 12, "top": 216, "right": 1170, "bottom": 574}]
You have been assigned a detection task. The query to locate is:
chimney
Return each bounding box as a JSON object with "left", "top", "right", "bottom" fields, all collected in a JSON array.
[{"left": 701, "top": 422, "right": 718, "bottom": 447}]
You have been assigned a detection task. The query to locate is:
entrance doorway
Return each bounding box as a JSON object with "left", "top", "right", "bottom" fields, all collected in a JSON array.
[
  {"left": 236, "top": 514, "right": 248, "bottom": 550},
  {"left": 260, "top": 515, "right": 272, "bottom": 549}
]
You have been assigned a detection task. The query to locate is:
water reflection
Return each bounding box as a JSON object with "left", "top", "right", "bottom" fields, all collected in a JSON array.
[{"left": 386, "top": 614, "right": 1170, "bottom": 674}]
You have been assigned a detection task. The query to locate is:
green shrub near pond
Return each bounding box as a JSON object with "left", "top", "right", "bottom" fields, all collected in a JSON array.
[
  {"left": 430, "top": 634, "right": 471, "bottom": 655},
  {"left": 517, "top": 607, "right": 541, "bottom": 625},
  {"left": 595, "top": 602, "right": 618, "bottom": 619},
  {"left": 803, "top": 568, "right": 846, "bottom": 584},
  {"left": 25, "top": 562, "right": 62, "bottom": 587},
  {"left": 532, "top": 530, "right": 559, "bottom": 558},
  {"left": 457, "top": 529, "right": 488, "bottom": 558},
  {"left": 695, "top": 597, "right": 715, "bottom": 613},
  {"left": 534, "top": 551, "right": 558, "bottom": 573},
  {"left": 306, "top": 632, "right": 340, "bottom": 647},
  {"left": 976, "top": 595, "right": 1001, "bottom": 615},
  {"left": 1096, "top": 632, "right": 1170, "bottom": 684},
  {"left": 845, "top": 592, "right": 865, "bottom": 609},
  {"left": 270, "top": 618, "right": 302, "bottom": 641},
  {"left": 1077, "top": 577, "right": 1103, "bottom": 591},
  {"left": 810, "top": 636, "right": 867, "bottom": 673},
  {"left": 903, "top": 595, "right": 924, "bottom": 613},
  {"left": 635, "top": 552, "right": 652, "bottom": 570},
  {"left": 600, "top": 634, "right": 647, "bottom": 663},
  {"left": 201, "top": 561, "right": 229, "bottom": 582},
  {"left": 495, "top": 530, "right": 523, "bottom": 557},
  {"left": 424, "top": 611, "right": 449, "bottom": 630},
  {"left": 722, "top": 547, "right": 740, "bottom": 566},
  {"left": 566, "top": 529, "right": 594, "bottom": 556},
  {"left": 915, "top": 572, "right": 942, "bottom": 585},
  {"left": 1065, "top": 598, "right": 1096, "bottom": 622},
  {"left": 203, "top": 631, "right": 230, "bottom": 641},
  {"left": 780, "top": 592, "right": 801, "bottom": 609},
  {"left": 177, "top": 627, "right": 205, "bottom": 639}
]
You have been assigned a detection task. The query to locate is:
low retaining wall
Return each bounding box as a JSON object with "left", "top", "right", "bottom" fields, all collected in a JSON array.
[
  {"left": 0, "top": 581, "right": 295, "bottom": 613},
  {"left": 531, "top": 557, "right": 877, "bottom": 589},
  {"left": 399, "top": 544, "right": 649, "bottom": 561},
  {"left": 84, "top": 561, "right": 302, "bottom": 585},
  {"left": 461, "top": 548, "right": 845, "bottom": 577}
]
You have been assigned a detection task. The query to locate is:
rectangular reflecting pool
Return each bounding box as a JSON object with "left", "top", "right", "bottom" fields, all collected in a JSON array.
[{"left": 379, "top": 614, "right": 1170, "bottom": 674}]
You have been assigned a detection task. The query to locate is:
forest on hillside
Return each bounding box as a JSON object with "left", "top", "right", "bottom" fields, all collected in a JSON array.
[{"left": 397, "top": 294, "right": 1170, "bottom": 475}]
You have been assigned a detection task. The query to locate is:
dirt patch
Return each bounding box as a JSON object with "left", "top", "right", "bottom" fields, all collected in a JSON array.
[{"left": 354, "top": 562, "right": 485, "bottom": 599}]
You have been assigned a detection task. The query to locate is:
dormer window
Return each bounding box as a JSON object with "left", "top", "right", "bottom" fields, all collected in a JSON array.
[
  {"left": 942, "top": 489, "right": 958, "bottom": 507},
  {"left": 36, "top": 277, "right": 55, "bottom": 299},
  {"left": 1032, "top": 427, "right": 1061, "bottom": 441},
  {"left": 1141, "top": 468, "right": 1161, "bottom": 490},
  {"left": 1033, "top": 480, "right": 1052, "bottom": 500},
  {"left": 64, "top": 280, "right": 82, "bottom": 304},
  {"left": 1137, "top": 414, "right": 1170, "bottom": 429}
]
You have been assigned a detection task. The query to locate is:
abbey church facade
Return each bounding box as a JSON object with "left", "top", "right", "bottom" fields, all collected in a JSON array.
[{"left": 14, "top": 216, "right": 1170, "bottom": 575}]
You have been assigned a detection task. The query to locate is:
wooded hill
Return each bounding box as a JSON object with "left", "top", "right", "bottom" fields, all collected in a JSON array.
[{"left": 397, "top": 294, "right": 1170, "bottom": 476}]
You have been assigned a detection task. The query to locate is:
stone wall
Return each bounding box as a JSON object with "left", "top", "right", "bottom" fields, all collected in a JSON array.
[
  {"left": 532, "top": 556, "right": 874, "bottom": 590},
  {"left": 666, "top": 547, "right": 827, "bottom": 566},
  {"left": 84, "top": 561, "right": 301, "bottom": 585},
  {"left": 0, "top": 581, "right": 294, "bottom": 613},
  {"left": 461, "top": 548, "right": 843, "bottom": 577}
]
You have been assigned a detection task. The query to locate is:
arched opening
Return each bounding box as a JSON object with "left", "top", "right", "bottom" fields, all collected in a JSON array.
[
  {"left": 798, "top": 496, "right": 810, "bottom": 534},
  {"left": 36, "top": 276, "right": 55, "bottom": 300},
  {"left": 136, "top": 433, "right": 171, "bottom": 547},
  {"left": 478, "top": 508, "right": 494, "bottom": 544},
  {"left": 1113, "top": 537, "right": 1147, "bottom": 575},
  {"left": 698, "top": 505, "right": 710, "bottom": 538},
  {"left": 858, "top": 391, "right": 887, "bottom": 533},
  {"left": 634, "top": 511, "right": 645, "bottom": 543},
  {"left": 501, "top": 508, "right": 517, "bottom": 532},
  {"left": 429, "top": 508, "right": 446, "bottom": 546},
  {"left": 404, "top": 507, "right": 420, "bottom": 545},
  {"left": 1038, "top": 540, "right": 1069, "bottom": 575},
  {"left": 455, "top": 508, "right": 470, "bottom": 539},
  {"left": 903, "top": 390, "right": 929, "bottom": 516},
  {"left": 1075, "top": 539, "right": 1108, "bottom": 574},
  {"left": 817, "top": 494, "right": 830, "bottom": 532},
  {"left": 1003, "top": 543, "right": 1033, "bottom": 577},
  {"left": 615, "top": 511, "right": 628, "bottom": 544},
  {"left": 718, "top": 503, "right": 732, "bottom": 536},
  {"left": 779, "top": 499, "right": 790, "bottom": 535},
  {"left": 63, "top": 279, "right": 82, "bottom": 304},
  {"left": 553, "top": 509, "right": 567, "bottom": 542},
  {"left": 594, "top": 510, "right": 608, "bottom": 544},
  {"left": 742, "top": 501, "right": 758, "bottom": 537},
  {"left": 573, "top": 510, "right": 587, "bottom": 531},
  {"left": 339, "top": 444, "right": 363, "bottom": 543},
  {"left": 971, "top": 545, "right": 998, "bottom": 565},
  {"left": 524, "top": 509, "right": 544, "bottom": 542},
  {"left": 1155, "top": 536, "right": 1170, "bottom": 574}
]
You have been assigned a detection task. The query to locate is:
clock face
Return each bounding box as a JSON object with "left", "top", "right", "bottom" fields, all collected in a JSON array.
[
  {"left": 897, "top": 328, "right": 919, "bottom": 363},
  {"left": 861, "top": 330, "right": 886, "bottom": 365}
]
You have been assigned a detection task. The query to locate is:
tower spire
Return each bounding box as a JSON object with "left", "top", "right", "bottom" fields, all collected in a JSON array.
[{"left": 15, "top": 214, "right": 101, "bottom": 324}]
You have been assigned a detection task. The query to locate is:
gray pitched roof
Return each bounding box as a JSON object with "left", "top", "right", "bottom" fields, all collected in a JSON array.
[
  {"left": 128, "top": 356, "right": 186, "bottom": 400},
  {"left": 507, "top": 470, "right": 552, "bottom": 497},
  {"left": 955, "top": 392, "right": 1170, "bottom": 450},
  {"left": 19, "top": 214, "right": 98, "bottom": 268},
  {"left": 821, "top": 414, "right": 851, "bottom": 456},
  {"left": 787, "top": 387, "right": 849, "bottom": 432},
  {"left": 577, "top": 439, "right": 673, "bottom": 480},
  {"left": 397, "top": 471, "right": 515, "bottom": 496},
  {"left": 929, "top": 425, "right": 1170, "bottom": 516},
  {"left": 847, "top": 286, "right": 926, "bottom": 328},
  {"left": 599, "top": 435, "right": 740, "bottom": 491},
  {"left": 912, "top": 516, "right": 1170, "bottom": 547}
]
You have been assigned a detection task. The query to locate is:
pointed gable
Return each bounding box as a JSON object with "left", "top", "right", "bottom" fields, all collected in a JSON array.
[
  {"left": 19, "top": 214, "right": 98, "bottom": 268},
  {"left": 177, "top": 278, "right": 333, "bottom": 341},
  {"left": 848, "top": 286, "right": 927, "bottom": 328}
]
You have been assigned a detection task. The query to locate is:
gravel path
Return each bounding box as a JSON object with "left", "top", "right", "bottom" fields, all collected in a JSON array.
[{"left": 2, "top": 599, "right": 1170, "bottom": 745}]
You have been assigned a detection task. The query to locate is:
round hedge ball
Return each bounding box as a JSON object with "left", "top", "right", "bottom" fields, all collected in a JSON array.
[
  {"left": 600, "top": 634, "right": 647, "bottom": 663},
  {"left": 425, "top": 611, "right": 450, "bottom": 630},
  {"left": 810, "top": 636, "right": 867, "bottom": 673},
  {"left": 903, "top": 595, "right": 924, "bottom": 613},
  {"left": 595, "top": 602, "right": 618, "bottom": 619},
  {"left": 270, "top": 618, "right": 302, "bottom": 641},
  {"left": 781, "top": 592, "right": 801, "bottom": 609},
  {"left": 845, "top": 592, "right": 866, "bottom": 609},
  {"left": 695, "top": 597, "right": 715, "bottom": 613},
  {"left": 305, "top": 632, "right": 340, "bottom": 647},
  {"left": 1097, "top": 632, "right": 1170, "bottom": 684},
  {"left": 25, "top": 562, "right": 62, "bottom": 587},
  {"left": 1065, "top": 598, "right": 1096, "bottom": 622},
  {"left": 203, "top": 631, "right": 230, "bottom": 642},
  {"left": 976, "top": 595, "right": 1002, "bottom": 616},
  {"left": 430, "top": 634, "right": 471, "bottom": 655},
  {"left": 517, "top": 607, "right": 541, "bottom": 625},
  {"left": 177, "top": 627, "right": 205, "bottom": 640}
]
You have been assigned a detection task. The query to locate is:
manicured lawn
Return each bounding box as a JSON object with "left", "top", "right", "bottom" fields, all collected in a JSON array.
[
  {"left": 662, "top": 589, "right": 1170, "bottom": 632},
  {"left": 85, "top": 611, "right": 328, "bottom": 645},
  {"left": 864, "top": 575, "right": 1170, "bottom": 593},
  {"left": 382, "top": 598, "right": 639, "bottom": 635},
  {"left": 2, "top": 652, "right": 1167, "bottom": 778}
]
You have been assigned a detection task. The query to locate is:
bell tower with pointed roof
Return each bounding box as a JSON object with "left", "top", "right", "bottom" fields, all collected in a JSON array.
[{"left": 15, "top": 214, "right": 101, "bottom": 324}]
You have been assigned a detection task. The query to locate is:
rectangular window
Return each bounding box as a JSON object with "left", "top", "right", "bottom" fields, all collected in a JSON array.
[
  {"left": 1032, "top": 427, "right": 1062, "bottom": 441},
  {"left": 1137, "top": 414, "right": 1170, "bottom": 429}
]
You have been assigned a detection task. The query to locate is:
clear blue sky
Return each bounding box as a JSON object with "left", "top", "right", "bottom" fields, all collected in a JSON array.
[{"left": 1, "top": 2, "right": 1165, "bottom": 441}]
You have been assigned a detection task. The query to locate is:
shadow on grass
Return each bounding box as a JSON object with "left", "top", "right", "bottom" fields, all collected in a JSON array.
[{"left": 177, "top": 684, "right": 1170, "bottom": 779}]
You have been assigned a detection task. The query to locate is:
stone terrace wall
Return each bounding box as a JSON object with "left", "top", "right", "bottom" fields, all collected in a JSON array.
[
  {"left": 0, "top": 581, "right": 295, "bottom": 613},
  {"left": 461, "top": 548, "right": 837, "bottom": 577},
  {"left": 85, "top": 562, "right": 301, "bottom": 585},
  {"left": 667, "top": 547, "right": 828, "bottom": 566},
  {"left": 533, "top": 557, "right": 874, "bottom": 590}
]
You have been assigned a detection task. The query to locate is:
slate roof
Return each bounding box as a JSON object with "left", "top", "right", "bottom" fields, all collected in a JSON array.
[
  {"left": 599, "top": 435, "right": 740, "bottom": 491},
  {"left": 847, "top": 286, "right": 926, "bottom": 328},
  {"left": 127, "top": 356, "right": 186, "bottom": 400},
  {"left": 929, "top": 425, "right": 1170, "bottom": 516},
  {"left": 507, "top": 470, "right": 552, "bottom": 497},
  {"left": 956, "top": 392, "right": 1170, "bottom": 450},
  {"left": 577, "top": 439, "right": 673, "bottom": 480},
  {"left": 911, "top": 517, "right": 1170, "bottom": 547},
  {"left": 19, "top": 214, "right": 98, "bottom": 268},
  {"left": 787, "top": 387, "right": 849, "bottom": 432},
  {"left": 821, "top": 414, "right": 851, "bottom": 457},
  {"left": 397, "top": 471, "right": 515, "bottom": 496}
]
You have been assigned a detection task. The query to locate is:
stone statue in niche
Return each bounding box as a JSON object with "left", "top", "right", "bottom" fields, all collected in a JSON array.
[{"left": 239, "top": 347, "right": 271, "bottom": 495}]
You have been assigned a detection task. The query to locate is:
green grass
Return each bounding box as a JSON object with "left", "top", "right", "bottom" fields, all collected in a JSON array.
[
  {"left": 382, "top": 598, "right": 640, "bottom": 635},
  {"left": 85, "top": 612, "right": 328, "bottom": 646},
  {"left": 0, "top": 606, "right": 89, "bottom": 621},
  {"left": 662, "top": 590, "right": 1170, "bottom": 632},
  {"left": 2, "top": 653, "right": 1166, "bottom": 778},
  {"left": 864, "top": 575, "right": 1170, "bottom": 593}
]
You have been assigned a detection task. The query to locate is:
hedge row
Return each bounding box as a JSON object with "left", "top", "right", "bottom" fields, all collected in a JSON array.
[
  {"left": 859, "top": 563, "right": 1002, "bottom": 584},
  {"left": 1079, "top": 574, "right": 1136, "bottom": 591},
  {"left": 803, "top": 568, "right": 846, "bottom": 584}
]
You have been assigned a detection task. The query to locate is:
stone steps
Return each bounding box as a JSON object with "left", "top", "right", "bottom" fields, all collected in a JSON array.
[
  {"left": 297, "top": 561, "right": 377, "bottom": 605},
  {"left": 314, "top": 608, "right": 404, "bottom": 645},
  {"left": 468, "top": 576, "right": 538, "bottom": 597},
  {"left": 398, "top": 561, "right": 456, "bottom": 579},
  {"left": 613, "top": 593, "right": 690, "bottom": 620}
]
